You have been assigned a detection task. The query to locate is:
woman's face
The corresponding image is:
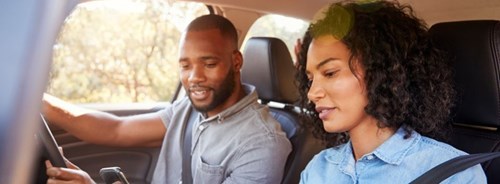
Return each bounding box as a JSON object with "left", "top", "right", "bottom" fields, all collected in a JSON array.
[{"left": 306, "top": 35, "right": 374, "bottom": 133}]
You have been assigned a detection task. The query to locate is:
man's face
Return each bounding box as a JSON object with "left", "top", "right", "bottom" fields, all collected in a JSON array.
[{"left": 178, "top": 28, "right": 241, "bottom": 116}]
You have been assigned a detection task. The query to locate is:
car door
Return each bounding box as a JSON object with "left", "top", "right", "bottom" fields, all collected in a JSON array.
[
  {"left": 45, "top": 1, "right": 208, "bottom": 183},
  {"left": 0, "top": 0, "right": 73, "bottom": 183},
  {"left": 48, "top": 105, "right": 166, "bottom": 184}
]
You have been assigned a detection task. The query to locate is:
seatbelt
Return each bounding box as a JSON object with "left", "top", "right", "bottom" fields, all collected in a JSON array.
[
  {"left": 410, "top": 152, "right": 500, "bottom": 184},
  {"left": 182, "top": 107, "right": 198, "bottom": 184}
]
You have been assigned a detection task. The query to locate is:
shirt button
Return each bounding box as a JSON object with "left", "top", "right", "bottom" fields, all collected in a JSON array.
[
  {"left": 367, "top": 155, "right": 374, "bottom": 160},
  {"left": 198, "top": 125, "right": 206, "bottom": 130}
]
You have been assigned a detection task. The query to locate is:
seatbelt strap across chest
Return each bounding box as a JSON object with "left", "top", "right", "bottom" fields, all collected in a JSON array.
[
  {"left": 410, "top": 152, "right": 500, "bottom": 184},
  {"left": 182, "top": 107, "right": 199, "bottom": 184}
]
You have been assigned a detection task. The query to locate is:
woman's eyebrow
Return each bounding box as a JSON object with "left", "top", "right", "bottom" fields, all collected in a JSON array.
[{"left": 316, "top": 58, "right": 339, "bottom": 70}]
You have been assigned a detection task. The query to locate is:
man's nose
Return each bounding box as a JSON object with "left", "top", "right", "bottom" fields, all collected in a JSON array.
[{"left": 188, "top": 65, "right": 205, "bottom": 83}]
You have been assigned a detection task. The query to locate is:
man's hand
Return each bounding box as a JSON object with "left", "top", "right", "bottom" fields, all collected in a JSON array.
[
  {"left": 45, "top": 159, "right": 96, "bottom": 184},
  {"left": 293, "top": 38, "right": 304, "bottom": 68}
]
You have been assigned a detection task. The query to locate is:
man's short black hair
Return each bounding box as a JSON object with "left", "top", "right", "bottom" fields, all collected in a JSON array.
[{"left": 187, "top": 14, "right": 238, "bottom": 48}]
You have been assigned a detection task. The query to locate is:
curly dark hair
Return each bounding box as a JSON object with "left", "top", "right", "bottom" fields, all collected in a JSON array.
[{"left": 295, "top": 1, "right": 455, "bottom": 148}]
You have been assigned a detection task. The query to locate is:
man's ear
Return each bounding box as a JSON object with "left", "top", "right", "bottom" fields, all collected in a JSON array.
[{"left": 233, "top": 50, "right": 243, "bottom": 71}]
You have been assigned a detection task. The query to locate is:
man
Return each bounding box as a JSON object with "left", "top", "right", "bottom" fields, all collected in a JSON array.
[{"left": 44, "top": 14, "right": 291, "bottom": 184}]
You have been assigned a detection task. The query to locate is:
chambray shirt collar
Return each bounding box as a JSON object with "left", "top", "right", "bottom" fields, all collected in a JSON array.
[
  {"left": 202, "top": 83, "right": 258, "bottom": 122},
  {"left": 325, "top": 126, "right": 420, "bottom": 166},
  {"left": 373, "top": 127, "right": 420, "bottom": 164}
]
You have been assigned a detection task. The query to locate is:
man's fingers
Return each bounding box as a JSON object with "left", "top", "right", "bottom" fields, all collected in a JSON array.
[
  {"left": 54, "top": 146, "right": 81, "bottom": 170},
  {"left": 46, "top": 178, "right": 74, "bottom": 184},
  {"left": 294, "top": 38, "right": 303, "bottom": 64},
  {"left": 45, "top": 160, "right": 53, "bottom": 169},
  {"left": 46, "top": 167, "right": 61, "bottom": 178},
  {"left": 294, "top": 38, "right": 302, "bottom": 54},
  {"left": 47, "top": 167, "right": 85, "bottom": 181},
  {"left": 64, "top": 158, "right": 80, "bottom": 170}
]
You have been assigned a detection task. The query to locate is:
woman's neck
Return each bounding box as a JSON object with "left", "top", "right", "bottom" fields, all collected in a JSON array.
[{"left": 349, "top": 121, "right": 396, "bottom": 161}]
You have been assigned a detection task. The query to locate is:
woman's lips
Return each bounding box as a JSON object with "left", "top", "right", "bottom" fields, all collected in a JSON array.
[{"left": 316, "top": 107, "right": 336, "bottom": 120}]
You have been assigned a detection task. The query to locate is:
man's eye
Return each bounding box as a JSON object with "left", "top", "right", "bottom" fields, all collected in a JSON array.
[
  {"left": 307, "top": 79, "right": 312, "bottom": 88},
  {"left": 206, "top": 63, "right": 216, "bottom": 68},
  {"left": 180, "top": 64, "right": 189, "bottom": 69}
]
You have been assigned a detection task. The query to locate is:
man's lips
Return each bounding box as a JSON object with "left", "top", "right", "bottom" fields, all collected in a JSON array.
[{"left": 189, "top": 86, "right": 211, "bottom": 100}]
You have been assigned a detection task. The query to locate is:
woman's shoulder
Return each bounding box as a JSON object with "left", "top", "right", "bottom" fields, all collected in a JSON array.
[
  {"left": 416, "top": 135, "right": 467, "bottom": 157},
  {"left": 403, "top": 135, "right": 469, "bottom": 172},
  {"left": 414, "top": 136, "right": 487, "bottom": 183}
]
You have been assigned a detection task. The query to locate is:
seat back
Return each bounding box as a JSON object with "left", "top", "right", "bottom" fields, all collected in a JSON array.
[
  {"left": 429, "top": 20, "right": 500, "bottom": 183},
  {"left": 241, "top": 37, "right": 323, "bottom": 184}
]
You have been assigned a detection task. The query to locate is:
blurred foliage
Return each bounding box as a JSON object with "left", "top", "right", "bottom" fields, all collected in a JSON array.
[
  {"left": 47, "top": 0, "right": 308, "bottom": 104},
  {"left": 47, "top": 0, "right": 207, "bottom": 103}
]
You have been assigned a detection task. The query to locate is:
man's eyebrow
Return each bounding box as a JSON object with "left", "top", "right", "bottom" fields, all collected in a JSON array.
[
  {"left": 179, "top": 56, "right": 218, "bottom": 62},
  {"left": 199, "top": 56, "right": 218, "bottom": 61}
]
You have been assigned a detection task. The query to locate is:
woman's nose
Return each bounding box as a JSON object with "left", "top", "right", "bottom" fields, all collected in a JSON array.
[{"left": 307, "top": 79, "right": 325, "bottom": 103}]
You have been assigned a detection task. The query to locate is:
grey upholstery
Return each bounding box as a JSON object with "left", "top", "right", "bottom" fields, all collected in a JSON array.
[
  {"left": 429, "top": 20, "right": 500, "bottom": 183},
  {"left": 241, "top": 37, "right": 323, "bottom": 184},
  {"left": 241, "top": 37, "right": 299, "bottom": 104}
]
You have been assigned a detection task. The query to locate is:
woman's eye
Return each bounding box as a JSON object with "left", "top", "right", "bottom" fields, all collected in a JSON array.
[{"left": 324, "top": 70, "right": 339, "bottom": 78}]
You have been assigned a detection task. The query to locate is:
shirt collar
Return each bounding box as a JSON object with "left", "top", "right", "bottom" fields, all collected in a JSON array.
[
  {"left": 325, "top": 127, "right": 421, "bottom": 165},
  {"left": 201, "top": 83, "right": 258, "bottom": 123},
  {"left": 325, "top": 142, "right": 350, "bottom": 164},
  {"left": 372, "top": 126, "right": 421, "bottom": 165},
  {"left": 325, "top": 142, "right": 355, "bottom": 175}
]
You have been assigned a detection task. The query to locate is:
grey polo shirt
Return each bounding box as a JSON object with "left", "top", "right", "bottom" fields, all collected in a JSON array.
[{"left": 152, "top": 84, "right": 292, "bottom": 184}]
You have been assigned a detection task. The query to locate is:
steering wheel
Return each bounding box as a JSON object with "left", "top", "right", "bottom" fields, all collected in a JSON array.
[{"left": 36, "top": 113, "right": 66, "bottom": 168}]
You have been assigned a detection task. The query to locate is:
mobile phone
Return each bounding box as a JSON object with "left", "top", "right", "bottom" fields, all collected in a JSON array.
[{"left": 99, "top": 167, "right": 130, "bottom": 184}]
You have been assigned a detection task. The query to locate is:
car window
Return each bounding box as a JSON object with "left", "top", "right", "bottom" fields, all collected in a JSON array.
[
  {"left": 243, "top": 14, "right": 309, "bottom": 63},
  {"left": 47, "top": 0, "right": 208, "bottom": 103}
]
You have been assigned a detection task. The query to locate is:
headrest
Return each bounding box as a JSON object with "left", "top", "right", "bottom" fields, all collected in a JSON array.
[
  {"left": 241, "top": 37, "right": 299, "bottom": 104},
  {"left": 429, "top": 20, "right": 500, "bottom": 127}
]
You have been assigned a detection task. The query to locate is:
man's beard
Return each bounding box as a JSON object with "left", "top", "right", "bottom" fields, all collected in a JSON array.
[{"left": 188, "top": 68, "right": 236, "bottom": 113}]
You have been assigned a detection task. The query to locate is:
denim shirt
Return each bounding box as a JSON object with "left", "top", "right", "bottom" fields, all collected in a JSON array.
[{"left": 300, "top": 127, "right": 487, "bottom": 184}]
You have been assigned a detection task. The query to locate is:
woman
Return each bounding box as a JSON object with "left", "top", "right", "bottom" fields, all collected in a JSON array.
[{"left": 296, "top": 1, "right": 486, "bottom": 183}]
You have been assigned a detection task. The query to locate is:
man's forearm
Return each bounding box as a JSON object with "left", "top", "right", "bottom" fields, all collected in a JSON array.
[{"left": 42, "top": 94, "right": 124, "bottom": 146}]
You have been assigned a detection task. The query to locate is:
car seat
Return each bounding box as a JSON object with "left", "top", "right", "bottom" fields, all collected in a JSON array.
[
  {"left": 429, "top": 20, "right": 500, "bottom": 183},
  {"left": 241, "top": 37, "right": 324, "bottom": 184}
]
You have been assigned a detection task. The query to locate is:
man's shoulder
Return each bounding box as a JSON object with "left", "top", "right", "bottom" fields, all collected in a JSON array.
[
  {"left": 232, "top": 104, "right": 291, "bottom": 149},
  {"left": 162, "top": 96, "right": 193, "bottom": 114},
  {"left": 170, "top": 96, "right": 191, "bottom": 107},
  {"left": 239, "top": 103, "right": 286, "bottom": 134}
]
